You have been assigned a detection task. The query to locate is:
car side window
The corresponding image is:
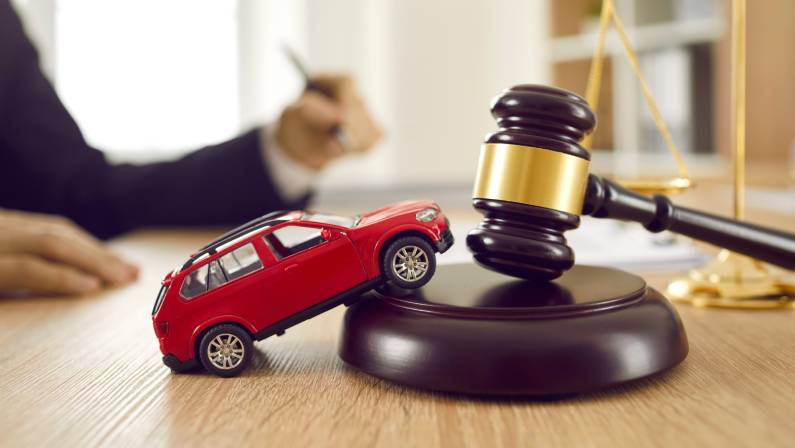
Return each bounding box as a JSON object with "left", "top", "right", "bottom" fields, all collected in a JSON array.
[
  {"left": 181, "top": 264, "right": 209, "bottom": 299},
  {"left": 207, "top": 260, "right": 227, "bottom": 290},
  {"left": 181, "top": 260, "right": 230, "bottom": 300},
  {"left": 219, "top": 242, "right": 263, "bottom": 281},
  {"left": 264, "top": 225, "right": 325, "bottom": 260}
]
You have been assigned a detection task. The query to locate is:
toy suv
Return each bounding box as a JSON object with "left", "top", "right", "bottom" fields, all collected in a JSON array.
[{"left": 152, "top": 200, "right": 453, "bottom": 377}]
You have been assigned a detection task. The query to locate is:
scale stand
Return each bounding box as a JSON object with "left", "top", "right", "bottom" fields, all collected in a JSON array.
[
  {"left": 667, "top": 0, "right": 795, "bottom": 309},
  {"left": 586, "top": 0, "right": 794, "bottom": 309}
]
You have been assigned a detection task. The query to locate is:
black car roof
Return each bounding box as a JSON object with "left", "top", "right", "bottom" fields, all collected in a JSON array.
[{"left": 181, "top": 210, "right": 290, "bottom": 270}]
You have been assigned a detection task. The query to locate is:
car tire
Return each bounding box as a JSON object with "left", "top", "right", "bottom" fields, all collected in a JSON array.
[
  {"left": 198, "top": 324, "right": 253, "bottom": 378},
  {"left": 382, "top": 236, "right": 436, "bottom": 289}
]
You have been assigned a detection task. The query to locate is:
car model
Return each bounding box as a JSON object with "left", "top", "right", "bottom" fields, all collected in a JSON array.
[{"left": 152, "top": 200, "right": 453, "bottom": 377}]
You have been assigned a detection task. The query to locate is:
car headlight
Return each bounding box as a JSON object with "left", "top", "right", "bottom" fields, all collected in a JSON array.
[{"left": 416, "top": 208, "right": 438, "bottom": 222}]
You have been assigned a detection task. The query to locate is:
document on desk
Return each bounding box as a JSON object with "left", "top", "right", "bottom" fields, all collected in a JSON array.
[{"left": 441, "top": 217, "right": 709, "bottom": 273}]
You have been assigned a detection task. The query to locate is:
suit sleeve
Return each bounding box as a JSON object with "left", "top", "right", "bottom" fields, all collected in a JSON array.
[{"left": 0, "top": 3, "right": 310, "bottom": 239}]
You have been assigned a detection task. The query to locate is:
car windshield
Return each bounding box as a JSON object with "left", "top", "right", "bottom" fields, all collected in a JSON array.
[{"left": 302, "top": 213, "right": 358, "bottom": 228}]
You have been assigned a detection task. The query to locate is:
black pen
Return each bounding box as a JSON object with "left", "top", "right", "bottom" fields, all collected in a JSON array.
[{"left": 283, "top": 44, "right": 353, "bottom": 153}]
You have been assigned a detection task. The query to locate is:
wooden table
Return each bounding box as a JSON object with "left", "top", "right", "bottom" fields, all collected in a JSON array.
[{"left": 1, "top": 184, "right": 794, "bottom": 447}]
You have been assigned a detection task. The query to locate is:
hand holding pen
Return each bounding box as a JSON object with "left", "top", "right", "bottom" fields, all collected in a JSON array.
[{"left": 276, "top": 45, "right": 383, "bottom": 170}]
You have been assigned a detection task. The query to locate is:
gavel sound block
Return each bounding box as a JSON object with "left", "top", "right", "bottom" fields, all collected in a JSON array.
[
  {"left": 340, "top": 264, "right": 686, "bottom": 397},
  {"left": 340, "top": 84, "right": 794, "bottom": 396}
]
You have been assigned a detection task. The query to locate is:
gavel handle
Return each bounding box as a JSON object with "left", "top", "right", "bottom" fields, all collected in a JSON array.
[{"left": 582, "top": 175, "right": 795, "bottom": 270}]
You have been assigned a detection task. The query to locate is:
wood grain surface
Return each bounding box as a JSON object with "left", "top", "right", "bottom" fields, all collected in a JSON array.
[{"left": 1, "top": 183, "right": 793, "bottom": 448}]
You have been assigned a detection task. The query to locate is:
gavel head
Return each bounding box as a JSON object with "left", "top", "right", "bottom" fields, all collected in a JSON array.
[{"left": 466, "top": 85, "right": 596, "bottom": 281}]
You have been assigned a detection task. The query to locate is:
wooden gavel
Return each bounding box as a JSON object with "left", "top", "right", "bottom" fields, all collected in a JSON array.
[{"left": 466, "top": 84, "right": 795, "bottom": 281}]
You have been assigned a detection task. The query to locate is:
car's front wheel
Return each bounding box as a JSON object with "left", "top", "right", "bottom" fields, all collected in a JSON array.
[
  {"left": 198, "top": 324, "right": 253, "bottom": 378},
  {"left": 382, "top": 236, "right": 436, "bottom": 289}
]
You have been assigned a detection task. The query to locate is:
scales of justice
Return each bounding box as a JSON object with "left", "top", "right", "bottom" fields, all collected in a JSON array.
[
  {"left": 338, "top": 0, "right": 795, "bottom": 396},
  {"left": 580, "top": 0, "right": 795, "bottom": 308}
]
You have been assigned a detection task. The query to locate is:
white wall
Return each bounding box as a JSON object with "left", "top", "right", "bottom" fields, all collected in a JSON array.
[
  {"left": 237, "top": 0, "right": 307, "bottom": 129},
  {"left": 304, "top": 0, "right": 551, "bottom": 187}
]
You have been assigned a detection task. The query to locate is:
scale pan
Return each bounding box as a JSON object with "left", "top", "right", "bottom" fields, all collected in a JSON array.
[{"left": 616, "top": 177, "right": 693, "bottom": 196}]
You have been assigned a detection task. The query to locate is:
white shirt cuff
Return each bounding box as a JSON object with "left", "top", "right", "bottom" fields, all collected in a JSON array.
[{"left": 259, "top": 125, "right": 317, "bottom": 203}]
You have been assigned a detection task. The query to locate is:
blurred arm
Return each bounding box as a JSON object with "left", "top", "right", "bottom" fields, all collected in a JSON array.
[
  {"left": 259, "top": 126, "right": 316, "bottom": 202},
  {"left": 0, "top": 2, "right": 309, "bottom": 239}
]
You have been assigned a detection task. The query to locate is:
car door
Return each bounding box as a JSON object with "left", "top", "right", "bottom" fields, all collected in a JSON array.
[
  {"left": 209, "top": 231, "right": 298, "bottom": 330},
  {"left": 205, "top": 242, "right": 277, "bottom": 327},
  {"left": 262, "top": 223, "right": 367, "bottom": 317}
]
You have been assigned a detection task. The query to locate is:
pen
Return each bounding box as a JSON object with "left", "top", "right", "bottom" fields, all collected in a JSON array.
[{"left": 283, "top": 44, "right": 354, "bottom": 153}]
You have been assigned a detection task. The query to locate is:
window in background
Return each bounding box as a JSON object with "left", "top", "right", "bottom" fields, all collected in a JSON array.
[{"left": 54, "top": 0, "right": 240, "bottom": 162}]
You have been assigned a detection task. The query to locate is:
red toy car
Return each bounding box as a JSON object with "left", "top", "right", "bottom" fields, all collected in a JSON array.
[{"left": 152, "top": 200, "right": 453, "bottom": 377}]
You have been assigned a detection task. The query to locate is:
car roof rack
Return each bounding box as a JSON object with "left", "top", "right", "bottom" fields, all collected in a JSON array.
[{"left": 181, "top": 210, "right": 290, "bottom": 270}]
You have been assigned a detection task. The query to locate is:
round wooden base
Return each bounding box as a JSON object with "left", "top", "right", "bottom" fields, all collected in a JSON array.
[{"left": 339, "top": 263, "right": 688, "bottom": 397}]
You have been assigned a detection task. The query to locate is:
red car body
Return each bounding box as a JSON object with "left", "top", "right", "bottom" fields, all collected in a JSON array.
[{"left": 152, "top": 200, "right": 453, "bottom": 373}]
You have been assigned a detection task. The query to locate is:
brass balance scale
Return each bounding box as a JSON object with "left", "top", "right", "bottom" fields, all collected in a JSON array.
[{"left": 584, "top": 0, "right": 795, "bottom": 308}]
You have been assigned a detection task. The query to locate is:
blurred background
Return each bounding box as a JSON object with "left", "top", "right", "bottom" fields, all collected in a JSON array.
[{"left": 11, "top": 0, "right": 795, "bottom": 192}]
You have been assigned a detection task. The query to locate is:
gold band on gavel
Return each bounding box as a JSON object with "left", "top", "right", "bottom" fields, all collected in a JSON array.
[{"left": 472, "top": 143, "right": 591, "bottom": 215}]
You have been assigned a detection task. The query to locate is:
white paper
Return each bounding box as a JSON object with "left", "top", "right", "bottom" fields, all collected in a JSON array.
[{"left": 440, "top": 217, "right": 708, "bottom": 274}]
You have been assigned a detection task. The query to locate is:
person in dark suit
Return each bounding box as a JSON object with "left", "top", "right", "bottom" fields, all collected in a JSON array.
[{"left": 0, "top": 1, "right": 382, "bottom": 295}]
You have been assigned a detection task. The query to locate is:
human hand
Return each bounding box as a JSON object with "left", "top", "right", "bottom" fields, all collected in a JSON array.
[
  {"left": 0, "top": 210, "right": 139, "bottom": 296},
  {"left": 275, "top": 73, "right": 383, "bottom": 171}
]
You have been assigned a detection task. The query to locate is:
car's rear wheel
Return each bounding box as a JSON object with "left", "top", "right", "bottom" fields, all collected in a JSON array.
[
  {"left": 382, "top": 236, "right": 436, "bottom": 289},
  {"left": 198, "top": 324, "right": 253, "bottom": 378}
]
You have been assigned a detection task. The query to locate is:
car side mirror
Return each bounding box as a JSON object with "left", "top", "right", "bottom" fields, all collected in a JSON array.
[{"left": 321, "top": 228, "right": 333, "bottom": 241}]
